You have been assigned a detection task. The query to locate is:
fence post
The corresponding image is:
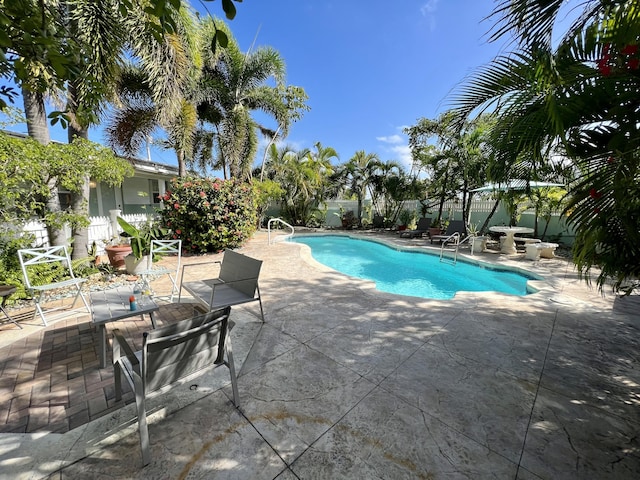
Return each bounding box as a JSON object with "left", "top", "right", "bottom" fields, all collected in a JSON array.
[{"left": 109, "top": 209, "right": 122, "bottom": 240}]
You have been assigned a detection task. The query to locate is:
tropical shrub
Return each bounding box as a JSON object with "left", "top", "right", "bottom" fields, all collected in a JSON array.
[
  {"left": 157, "top": 176, "right": 257, "bottom": 253},
  {"left": 0, "top": 232, "right": 33, "bottom": 301}
]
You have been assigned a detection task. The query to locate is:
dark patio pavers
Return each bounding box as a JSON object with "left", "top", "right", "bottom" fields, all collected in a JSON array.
[{"left": 0, "top": 303, "right": 196, "bottom": 435}]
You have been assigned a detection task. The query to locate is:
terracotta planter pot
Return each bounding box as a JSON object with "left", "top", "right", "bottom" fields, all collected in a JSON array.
[
  {"left": 428, "top": 227, "right": 444, "bottom": 238},
  {"left": 105, "top": 245, "right": 132, "bottom": 269}
]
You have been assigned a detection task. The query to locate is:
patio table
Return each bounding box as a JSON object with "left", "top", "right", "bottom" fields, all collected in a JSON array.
[
  {"left": 489, "top": 226, "right": 534, "bottom": 254},
  {"left": 90, "top": 286, "right": 158, "bottom": 368}
]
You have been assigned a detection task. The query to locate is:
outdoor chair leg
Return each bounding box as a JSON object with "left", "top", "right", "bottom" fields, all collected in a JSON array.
[{"left": 33, "top": 292, "right": 48, "bottom": 326}]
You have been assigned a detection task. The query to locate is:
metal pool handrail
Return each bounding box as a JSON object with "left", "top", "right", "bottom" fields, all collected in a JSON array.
[
  {"left": 268, "top": 218, "right": 295, "bottom": 245},
  {"left": 439, "top": 232, "right": 464, "bottom": 264}
]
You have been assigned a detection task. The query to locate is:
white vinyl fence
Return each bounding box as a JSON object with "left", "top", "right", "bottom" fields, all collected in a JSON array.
[
  {"left": 20, "top": 199, "right": 576, "bottom": 250},
  {"left": 21, "top": 212, "right": 153, "bottom": 255}
]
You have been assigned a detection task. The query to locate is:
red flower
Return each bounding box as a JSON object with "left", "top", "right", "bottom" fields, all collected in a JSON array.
[
  {"left": 621, "top": 44, "right": 638, "bottom": 56},
  {"left": 213, "top": 183, "right": 221, "bottom": 190},
  {"left": 594, "top": 207, "right": 601, "bottom": 214},
  {"left": 203, "top": 201, "right": 210, "bottom": 207},
  {"left": 597, "top": 59, "right": 611, "bottom": 76},
  {"left": 589, "top": 188, "right": 602, "bottom": 199},
  {"left": 174, "top": 203, "right": 180, "bottom": 209},
  {"left": 628, "top": 58, "right": 639, "bottom": 70},
  {"left": 199, "top": 191, "right": 206, "bottom": 198},
  {"left": 175, "top": 229, "right": 182, "bottom": 235},
  {"left": 607, "top": 156, "right": 615, "bottom": 164}
]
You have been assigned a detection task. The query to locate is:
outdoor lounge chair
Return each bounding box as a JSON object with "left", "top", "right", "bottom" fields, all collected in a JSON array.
[
  {"left": 430, "top": 220, "right": 466, "bottom": 245},
  {"left": 113, "top": 306, "right": 238, "bottom": 466},
  {"left": 178, "top": 249, "right": 265, "bottom": 322},
  {"left": 399, "top": 217, "right": 432, "bottom": 238}
]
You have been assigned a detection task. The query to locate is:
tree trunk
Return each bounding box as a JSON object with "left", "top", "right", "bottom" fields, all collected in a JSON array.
[
  {"left": 176, "top": 148, "right": 187, "bottom": 177},
  {"left": 480, "top": 197, "right": 501, "bottom": 234},
  {"left": 22, "top": 86, "right": 67, "bottom": 246},
  {"left": 67, "top": 82, "right": 91, "bottom": 259}
]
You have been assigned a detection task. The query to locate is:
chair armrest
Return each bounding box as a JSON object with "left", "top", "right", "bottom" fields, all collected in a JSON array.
[
  {"left": 112, "top": 328, "right": 140, "bottom": 374},
  {"left": 179, "top": 261, "right": 221, "bottom": 286}
]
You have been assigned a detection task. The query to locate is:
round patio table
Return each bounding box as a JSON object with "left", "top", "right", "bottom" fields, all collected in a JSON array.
[{"left": 489, "top": 226, "right": 534, "bottom": 254}]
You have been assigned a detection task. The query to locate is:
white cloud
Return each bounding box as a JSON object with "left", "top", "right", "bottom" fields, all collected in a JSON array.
[
  {"left": 420, "top": 0, "right": 439, "bottom": 31},
  {"left": 420, "top": 0, "right": 439, "bottom": 15},
  {"left": 375, "top": 134, "right": 404, "bottom": 144},
  {"left": 389, "top": 144, "right": 413, "bottom": 170},
  {"left": 376, "top": 129, "right": 413, "bottom": 171}
]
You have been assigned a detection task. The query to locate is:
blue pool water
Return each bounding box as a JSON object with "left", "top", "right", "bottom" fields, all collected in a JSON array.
[{"left": 291, "top": 235, "right": 541, "bottom": 300}]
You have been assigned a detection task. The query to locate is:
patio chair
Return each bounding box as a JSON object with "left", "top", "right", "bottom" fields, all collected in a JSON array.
[
  {"left": 113, "top": 306, "right": 238, "bottom": 466},
  {"left": 17, "top": 246, "right": 90, "bottom": 326},
  {"left": 178, "top": 249, "right": 265, "bottom": 322},
  {"left": 399, "top": 217, "right": 432, "bottom": 239},
  {"left": 138, "top": 239, "right": 182, "bottom": 301},
  {"left": 430, "top": 220, "right": 466, "bottom": 245}
]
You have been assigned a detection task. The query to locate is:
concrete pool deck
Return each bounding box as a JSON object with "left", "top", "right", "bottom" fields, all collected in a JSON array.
[{"left": 1, "top": 229, "right": 639, "bottom": 479}]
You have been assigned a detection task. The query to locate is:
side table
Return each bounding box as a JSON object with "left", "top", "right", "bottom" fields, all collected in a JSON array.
[{"left": 0, "top": 285, "right": 22, "bottom": 329}]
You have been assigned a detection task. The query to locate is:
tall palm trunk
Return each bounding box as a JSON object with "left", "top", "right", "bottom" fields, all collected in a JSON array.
[
  {"left": 176, "top": 149, "right": 187, "bottom": 177},
  {"left": 67, "top": 82, "right": 91, "bottom": 259},
  {"left": 22, "top": 86, "right": 67, "bottom": 247}
]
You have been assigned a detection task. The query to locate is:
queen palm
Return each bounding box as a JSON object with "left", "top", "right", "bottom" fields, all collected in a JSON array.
[
  {"left": 104, "top": 6, "right": 206, "bottom": 179},
  {"left": 197, "top": 23, "right": 288, "bottom": 181},
  {"left": 449, "top": 0, "right": 640, "bottom": 292}
]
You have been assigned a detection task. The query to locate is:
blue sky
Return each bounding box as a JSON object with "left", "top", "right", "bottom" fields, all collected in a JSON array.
[
  {"left": 3, "top": 0, "right": 511, "bottom": 173},
  {"left": 192, "top": 0, "right": 510, "bottom": 172}
]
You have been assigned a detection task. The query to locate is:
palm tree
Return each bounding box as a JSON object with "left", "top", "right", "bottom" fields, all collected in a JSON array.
[
  {"left": 449, "top": 0, "right": 640, "bottom": 292},
  {"left": 338, "top": 151, "right": 381, "bottom": 227},
  {"left": 263, "top": 143, "right": 337, "bottom": 225},
  {"left": 367, "top": 160, "right": 405, "bottom": 225},
  {"left": 197, "top": 22, "right": 289, "bottom": 181},
  {"left": 105, "top": 5, "right": 205, "bottom": 180}
]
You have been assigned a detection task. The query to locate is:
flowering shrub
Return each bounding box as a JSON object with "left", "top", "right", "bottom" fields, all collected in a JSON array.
[{"left": 158, "top": 176, "right": 257, "bottom": 253}]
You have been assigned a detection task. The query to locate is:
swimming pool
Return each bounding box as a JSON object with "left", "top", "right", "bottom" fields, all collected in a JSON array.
[{"left": 290, "top": 234, "right": 541, "bottom": 300}]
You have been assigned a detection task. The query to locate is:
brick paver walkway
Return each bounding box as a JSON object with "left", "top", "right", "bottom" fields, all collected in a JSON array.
[{"left": 0, "top": 302, "right": 198, "bottom": 434}]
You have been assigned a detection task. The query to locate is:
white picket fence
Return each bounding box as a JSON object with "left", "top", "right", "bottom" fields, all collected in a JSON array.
[{"left": 22, "top": 213, "right": 153, "bottom": 255}]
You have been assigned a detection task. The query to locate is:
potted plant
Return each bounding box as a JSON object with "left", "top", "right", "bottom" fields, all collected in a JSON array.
[
  {"left": 104, "top": 237, "right": 133, "bottom": 270},
  {"left": 428, "top": 217, "right": 445, "bottom": 238},
  {"left": 117, "top": 217, "right": 166, "bottom": 275},
  {"left": 398, "top": 209, "right": 414, "bottom": 231}
]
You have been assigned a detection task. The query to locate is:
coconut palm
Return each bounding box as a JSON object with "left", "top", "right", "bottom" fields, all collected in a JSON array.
[{"left": 449, "top": 0, "right": 640, "bottom": 292}]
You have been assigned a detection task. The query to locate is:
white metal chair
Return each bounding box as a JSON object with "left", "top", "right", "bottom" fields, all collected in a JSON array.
[
  {"left": 139, "top": 240, "right": 182, "bottom": 301},
  {"left": 17, "top": 246, "right": 90, "bottom": 326}
]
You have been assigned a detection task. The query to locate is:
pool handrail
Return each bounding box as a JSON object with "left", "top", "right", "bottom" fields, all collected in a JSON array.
[
  {"left": 268, "top": 218, "right": 295, "bottom": 245},
  {"left": 439, "top": 232, "right": 465, "bottom": 264}
]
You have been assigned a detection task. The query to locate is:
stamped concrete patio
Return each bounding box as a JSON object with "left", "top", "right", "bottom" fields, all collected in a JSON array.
[{"left": 0, "top": 230, "right": 638, "bottom": 479}]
